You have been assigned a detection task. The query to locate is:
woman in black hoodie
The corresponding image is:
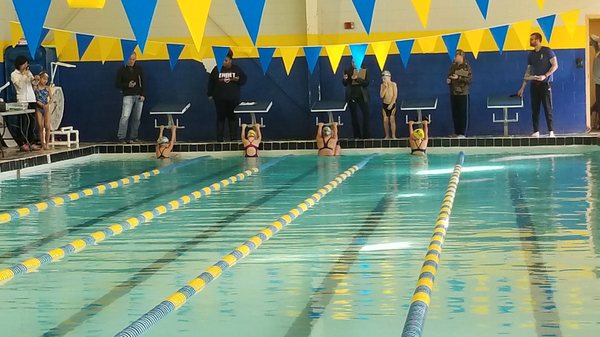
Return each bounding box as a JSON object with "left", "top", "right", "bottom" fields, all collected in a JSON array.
[{"left": 207, "top": 50, "right": 247, "bottom": 142}]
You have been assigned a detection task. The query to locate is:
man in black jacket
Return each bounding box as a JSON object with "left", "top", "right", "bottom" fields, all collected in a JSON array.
[
  {"left": 343, "top": 60, "right": 370, "bottom": 139},
  {"left": 207, "top": 50, "right": 247, "bottom": 142},
  {"left": 116, "top": 52, "right": 145, "bottom": 143}
]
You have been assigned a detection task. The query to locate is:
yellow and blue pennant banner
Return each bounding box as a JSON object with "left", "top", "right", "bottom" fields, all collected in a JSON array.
[
  {"left": 401, "top": 152, "right": 465, "bottom": 337},
  {"left": 0, "top": 162, "right": 270, "bottom": 286},
  {"left": 0, "top": 157, "right": 207, "bottom": 225},
  {"left": 114, "top": 155, "right": 375, "bottom": 337}
]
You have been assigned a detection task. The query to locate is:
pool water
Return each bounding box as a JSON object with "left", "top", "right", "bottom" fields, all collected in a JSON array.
[{"left": 0, "top": 149, "right": 599, "bottom": 337}]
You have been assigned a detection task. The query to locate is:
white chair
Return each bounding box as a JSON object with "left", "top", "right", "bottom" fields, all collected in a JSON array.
[{"left": 49, "top": 126, "right": 79, "bottom": 148}]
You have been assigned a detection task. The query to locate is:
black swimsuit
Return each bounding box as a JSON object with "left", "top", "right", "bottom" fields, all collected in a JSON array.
[
  {"left": 411, "top": 139, "right": 426, "bottom": 154},
  {"left": 318, "top": 137, "right": 336, "bottom": 153},
  {"left": 244, "top": 142, "right": 259, "bottom": 157},
  {"left": 382, "top": 103, "right": 396, "bottom": 117},
  {"left": 157, "top": 147, "right": 169, "bottom": 159}
]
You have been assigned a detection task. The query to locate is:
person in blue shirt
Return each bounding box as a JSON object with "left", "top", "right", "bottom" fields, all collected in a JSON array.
[{"left": 517, "top": 32, "right": 559, "bottom": 137}]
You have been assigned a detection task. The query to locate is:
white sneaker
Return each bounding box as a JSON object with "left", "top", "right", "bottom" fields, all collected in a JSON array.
[
  {"left": 549, "top": 131, "right": 555, "bottom": 137},
  {"left": 531, "top": 131, "right": 540, "bottom": 138}
]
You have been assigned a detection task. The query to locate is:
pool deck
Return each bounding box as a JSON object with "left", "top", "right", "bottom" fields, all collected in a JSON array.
[{"left": 1, "top": 132, "right": 599, "bottom": 174}]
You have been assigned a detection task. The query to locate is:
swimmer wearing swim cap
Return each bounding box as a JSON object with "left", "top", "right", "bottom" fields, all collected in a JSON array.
[
  {"left": 156, "top": 125, "right": 176, "bottom": 159},
  {"left": 316, "top": 122, "right": 341, "bottom": 156},
  {"left": 242, "top": 124, "right": 261, "bottom": 158},
  {"left": 408, "top": 120, "right": 428, "bottom": 156}
]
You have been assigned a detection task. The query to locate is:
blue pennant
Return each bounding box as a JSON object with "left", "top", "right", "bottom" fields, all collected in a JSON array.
[
  {"left": 167, "top": 44, "right": 185, "bottom": 71},
  {"left": 120, "top": 39, "right": 137, "bottom": 64},
  {"left": 489, "top": 25, "right": 509, "bottom": 54},
  {"left": 442, "top": 33, "right": 461, "bottom": 62},
  {"left": 351, "top": 0, "right": 377, "bottom": 34},
  {"left": 257, "top": 48, "right": 275, "bottom": 74},
  {"left": 349, "top": 44, "right": 368, "bottom": 68},
  {"left": 12, "top": 0, "right": 51, "bottom": 58},
  {"left": 234, "top": 0, "right": 267, "bottom": 45},
  {"left": 537, "top": 15, "right": 556, "bottom": 43},
  {"left": 304, "top": 46, "right": 322, "bottom": 75},
  {"left": 212, "top": 46, "right": 231, "bottom": 73},
  {"left": 475, "top": 0, "right": 490, "bottom": 19},
  {"left": 396, "top": 40, "right": 414, "bottom": 68},
  {"left": 120, "top": 0, "right": 158, "bottom": 52},
  {"left": 75, "top": 33, "right": 94, "bottom": 60}
]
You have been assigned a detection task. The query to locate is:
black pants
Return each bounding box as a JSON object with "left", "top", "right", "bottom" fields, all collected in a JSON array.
[
  {"left": 348, "top": 97, "right": 370, "bottom": 139},
  {"left": 592, "top": 83, "right": 600, "bottom": 113},
  {"left": 531, "top": 82, "right": 554, "bottom": 132},
  {"left": 450, "top": 94, "right": 469, "bottom": 135},
  {"left": 214, "top": 99, "right": 238, "bottom": 142}
]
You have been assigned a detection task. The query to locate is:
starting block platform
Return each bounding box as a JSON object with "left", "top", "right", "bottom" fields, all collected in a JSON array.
[{"left": 150, "top": 103, "right": 190, "bottom": 128}]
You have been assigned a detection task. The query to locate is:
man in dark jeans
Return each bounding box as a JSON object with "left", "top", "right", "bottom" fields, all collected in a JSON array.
[
  {"left": 518, "top": 32, "right": 559, "bottom": 137},
  {"left": 343, "top": 60, "right": 370, "bottom": 139},
  {"left": 116, "top": 52, "right": 145, "bottom": 143},
  {"left": 207, "top": 50, "right": 247, "bottom": 142}
]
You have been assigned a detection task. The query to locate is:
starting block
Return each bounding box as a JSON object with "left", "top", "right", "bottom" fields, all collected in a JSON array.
[
  {"left": 235, "top": 101, "right": 272, "bottom": 127},
  {"left": 311, "top": 100, "right": 347, "bottom": 125},
  {"left": 150, "top": 103, "right": 190, "bottom": 128},
  {"left": 401, "top": 97, "right": 437, "bottom": 124}
]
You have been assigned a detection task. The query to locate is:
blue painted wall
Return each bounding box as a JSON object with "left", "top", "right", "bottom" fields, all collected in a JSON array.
[{"left": 49, "top": 49, "right": 589, "bottom": 141}]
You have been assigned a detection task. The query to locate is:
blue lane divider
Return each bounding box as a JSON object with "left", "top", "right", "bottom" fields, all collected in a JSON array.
[
  {"left": 114, "top": 155, "right": 375, "bottom": 337},
  {"left": 401, "top": 152, "right": 465, "bottom": 337},
  {"left": 0, "top": 156, "right": 208, "bottom": 225}
]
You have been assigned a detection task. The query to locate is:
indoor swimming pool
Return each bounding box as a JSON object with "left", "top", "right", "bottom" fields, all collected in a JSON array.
[{"left": 0, "top": 148, "right": 599, "bottom": 337}]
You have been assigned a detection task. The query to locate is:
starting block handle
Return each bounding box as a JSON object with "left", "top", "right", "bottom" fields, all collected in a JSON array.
[
  {"left": 315, "top": 112, "right": 343, "bottom": 126},
  {"left": 239, "top": 114, "right": 266, "bottom": 128},
  {"left": 405, "top": 113, "right": 432, "bottom": 125}
]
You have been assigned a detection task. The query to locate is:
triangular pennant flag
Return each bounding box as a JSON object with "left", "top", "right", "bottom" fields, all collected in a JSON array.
[
  {"left": 537, "top": 14, "right": 556, "bottom": 43},
  {"left": 10, "top": 22, "right": 23, "bottom": 47},
  {"left": 120, "top": 39, "right": 138, "bottom": 64},
  {"left": 474, "top": 0, "right": 490, "bottom": 20},
  {"left": 143, "top": 41, "right": 163, "bottom": 56},
  {"left": 280, "top": 47, "right": 299, "bottom": 75},
  {"left": 349, "top": 44, "right": 368, "bottom": 68},
  {"left": 489, "top": 25, "right": 509, "bottom": 54},
  {"left": 234, "top": 0, "right": 267, "bottom": 45},
  {"left": 417, "top": 35, "right": 439, "bottom": 53},
  {"left": 410, "top": 0, "right": 432, "bottom": 28},
  {"left": 351, "top": 0, "right": 377, "bottom": 34},
  {"left": 560, "top": 10, "right": 580, "bottom": 39},
  {"left": 396, "top": 39, "right": 414, "bottom": 68},
  {"left": 167, "top": 44, "right": 185, "bottom": 71},
  {"left": 325, "top": 45, "right": 346, "bottom": 73},
  {"left": 442, "top": 33, "right": 461, "bottom": 61},
  {"left": 53, "top": 30, "right": 72, "bottom": 57},
  {"left": 257, "top": 47, "right": 275, "bottom": 74},
  {"left": 464, "top": 29, "right": 485, "bottom": 59},
  {"left": 97, "top": 37, "right": 118, "bottom": 64},
  {"left": 511, "top": 20, "right": 532, "bottom": 50},
  {"left": 371, "top": 41, "right": 391, "bottom": 70},
  {"left": 303, "top": 46, "right": 322, "bottom": 75},
  {"left": 212, "top": 46, "right": 231, "bottom": 72},
  {"left": 12, "top": 0, "right": 51, "bottom": 58},
  {"left": 177, "top": 0, "right": 212, "bottom": 51},
  {"left": 120, "top": 0, "right": 158, "bottom": 52},
  {"left": 75, "top": 33, "right": 94, "bottom": 60},
  {"left": 536, "top": 0, "right": 545, "bottom": 10}
]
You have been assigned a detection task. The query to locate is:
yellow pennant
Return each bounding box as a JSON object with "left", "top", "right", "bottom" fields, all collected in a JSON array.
[
  {"left": 142, "top": 41, "right": 163, "bottom": 57},
  {"left": 417, "top": 35, "right": 439, "bottom": 54},
  {"left": 560, "top": 9, "right": 580, "bottom": 40},
  {"left": 177, "top": 0, "right": 212, "bottom": 51},
  {"left": 411, "top": 0, "right": 432, "bottom": 28},
  {"left": 536, "top": 0, "right": 545, "bottom": 10},
  {"left": 511, "top": 20, "right": 532, "bottom": 50},
  {"left": 325, "top": 45, "right": 346, "bottom": 73},
  {"left": 10, "top": 22, "right": 23, "bottom": 47},
  {"left": 53, "top": 30, "right": 72, "bottom": 57},
  {"left": 464, "top": 29, "right": 485, "bottom": 59},
  {"left": 97, "top": 36, "right": 118, "bottom": 63},
  {"left": 371, "top": 41, "right": 392, "bottom": 71},
  {"left": 279, "top": 47, "right": 299, "bottom": 75},
  {"left": 67, "top": 0, "right": 105, "bottom": 8}
]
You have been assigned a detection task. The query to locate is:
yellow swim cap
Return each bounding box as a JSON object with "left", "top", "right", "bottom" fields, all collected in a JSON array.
[
  {"left": 247, "top": 130, "right": 257, "bottom": 137},
  {"left": 413, "top": 128, "right": 425, "bottom": 140}
]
